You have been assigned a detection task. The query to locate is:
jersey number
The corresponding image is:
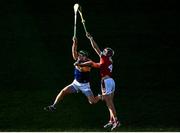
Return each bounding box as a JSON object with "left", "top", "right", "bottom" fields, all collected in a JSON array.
[{"left": 108, "top": 64, "right": 113, "bottom": 72}]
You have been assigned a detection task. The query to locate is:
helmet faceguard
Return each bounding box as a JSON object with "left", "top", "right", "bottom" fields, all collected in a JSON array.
[{"left": 78, "top": 50, "right": 89, "bottom": 57}]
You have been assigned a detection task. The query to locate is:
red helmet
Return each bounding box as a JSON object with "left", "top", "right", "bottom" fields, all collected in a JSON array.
[{"left": 104, "top": 47, "right": 114, "bottom": 57}]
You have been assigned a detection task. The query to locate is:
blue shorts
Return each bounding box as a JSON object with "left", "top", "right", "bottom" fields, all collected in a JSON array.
[{"left": 101, "top": 77, "right": 115, "bottom": 95}]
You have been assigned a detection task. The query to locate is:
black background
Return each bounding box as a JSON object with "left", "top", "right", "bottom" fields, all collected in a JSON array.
[{"left": 0, "top": 0, "right": 179, "bottom": 131}]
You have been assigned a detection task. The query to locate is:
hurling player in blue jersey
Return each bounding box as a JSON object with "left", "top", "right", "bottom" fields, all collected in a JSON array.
[{"left": 44, "top": 36, "right": 100, "bottom": 111}]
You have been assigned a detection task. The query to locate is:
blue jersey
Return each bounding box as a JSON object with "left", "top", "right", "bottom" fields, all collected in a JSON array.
[{"left": 74, "top": 68, "right": 90, "bottom": 83}]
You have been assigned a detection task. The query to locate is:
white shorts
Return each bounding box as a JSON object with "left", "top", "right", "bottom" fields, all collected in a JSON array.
[
  {"left": 101, "top": 78, "right": 115, "bottom": 95},
  {"left": 70, "top": 79, "right": 93, "bottom": 97}
]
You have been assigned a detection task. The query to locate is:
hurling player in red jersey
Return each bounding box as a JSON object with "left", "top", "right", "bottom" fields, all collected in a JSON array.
[{"left": 74, "top": 32, "right": 120, "bottom": 131}]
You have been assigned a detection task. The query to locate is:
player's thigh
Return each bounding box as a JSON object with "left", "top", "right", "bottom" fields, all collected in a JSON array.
[
  {"left": 110, "top": 92, "right": 114, "bottom": 99},
  {"left": 63, "top": 84, "right": 77, "bottom": 94},
  {"left": 103, "top": 94, "right": 114, "bottom": 107}
]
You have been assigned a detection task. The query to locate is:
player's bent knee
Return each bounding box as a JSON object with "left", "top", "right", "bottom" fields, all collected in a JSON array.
[
  {"left": 89, "top": 101, "right": 93, "bottom": 104},
  {"left": 91, "top": 99, "right": 99, "bottom": 104},
  {"left": 88, "top": 99, "right": 96, "bottom": 104},
  {"left": 87, "top": 96, "right": 98, "bottom": 104}
]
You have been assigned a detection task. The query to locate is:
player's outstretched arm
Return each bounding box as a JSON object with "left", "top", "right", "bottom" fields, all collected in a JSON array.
[
  {"left": 86, "top": 32, "right": 101, "bottom": 57},
  {"left": 72, "top": 36, "right": 78, "bottom": 60},
  {"left": 74, "top": 60, "right": 100, "bottom": 68}
]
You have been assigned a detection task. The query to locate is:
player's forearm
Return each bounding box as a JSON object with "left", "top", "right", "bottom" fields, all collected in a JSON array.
[
  {"left": 86, "top": 32, "right": 101, "bottom": 56},
  {"left": 92, "top": 62, "right": 100, "bottom": 68},
  {"left": 74, "top": 61, "right": 92, "bottom": 67},
  {"left": 72, "top": 41, "right": 78, "bottom": 60},
  {"left": 89, "top": 38, "right": 101, "bottom": 56}
]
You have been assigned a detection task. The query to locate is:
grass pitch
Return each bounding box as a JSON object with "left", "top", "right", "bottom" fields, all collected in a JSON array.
[{"left": 0, "top": 87, "right": 179, "bottom": 132}]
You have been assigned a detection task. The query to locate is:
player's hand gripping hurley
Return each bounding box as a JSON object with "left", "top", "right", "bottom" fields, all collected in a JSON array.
[{"left": 73, "top": 3, "right": 79, "bottom": 38}]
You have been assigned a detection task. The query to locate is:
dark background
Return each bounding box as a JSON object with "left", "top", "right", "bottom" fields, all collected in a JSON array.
[{"left": 0, "top": 0, "right": 179, "bottom": 131}]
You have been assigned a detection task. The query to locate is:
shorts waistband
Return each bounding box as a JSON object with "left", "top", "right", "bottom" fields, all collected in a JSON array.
[
  {"left": 75, "top": 78, "right": 89, "bottom": 83},
  {"left": 101, "top": 75, "right": 111, "bottom": 81}
]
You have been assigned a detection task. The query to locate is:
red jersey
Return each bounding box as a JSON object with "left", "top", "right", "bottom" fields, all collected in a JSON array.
[{"left": 99, "top": 55, "right": 113, "bottom": 78}]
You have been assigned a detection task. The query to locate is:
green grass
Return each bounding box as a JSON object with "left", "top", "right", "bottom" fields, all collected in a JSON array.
[{"left": 0, "top": 87, "right": 180, "bottom": 132}]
